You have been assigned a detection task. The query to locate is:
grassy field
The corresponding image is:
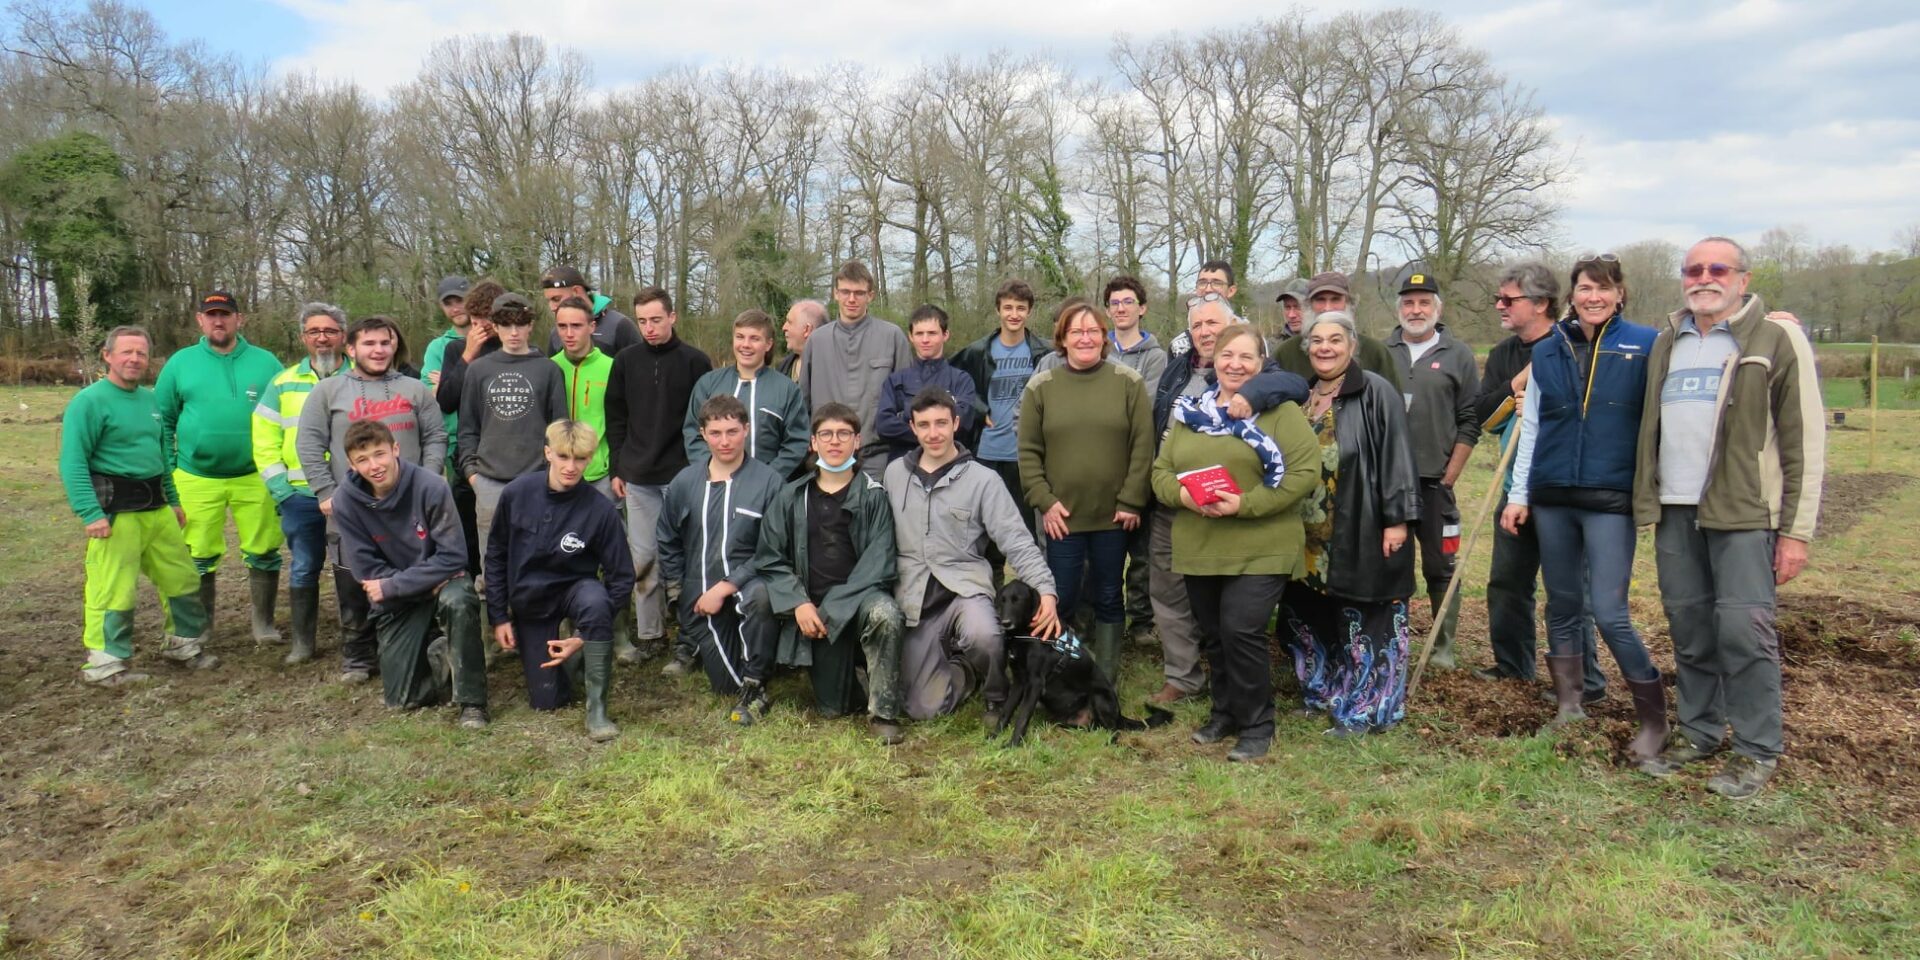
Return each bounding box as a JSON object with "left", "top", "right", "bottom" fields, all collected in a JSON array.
[{"left": 2, "top": 379, "right": 1918, "bottom": 960}]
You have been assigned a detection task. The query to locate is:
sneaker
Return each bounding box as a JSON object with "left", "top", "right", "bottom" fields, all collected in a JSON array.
[
  {"left": 1227, "top": 736, "right": 1271, "bottom": 763},
  {"left": 457, "top": 706, "right": 490, "bottom": 730},
  {"left": 659, "top": 650, "right": 696, "bottom": 678},
  {"left": 86, "top": 670, "right": 152, "bottom": 687},
  {"left": 1637, "top": 736, "right": 1720, "bottom": 779},
  {"left": 1706, "top": 754, "right": 1778, "bottom": 800},
  {"left": 339, "top": 668, "right": 372, "bottom": 684},
  {"left": 728, "top": 681, "right": 769, "bottom": 727},
  {"left": 870, "top": 717, "right": 905, "bottom": 746}
]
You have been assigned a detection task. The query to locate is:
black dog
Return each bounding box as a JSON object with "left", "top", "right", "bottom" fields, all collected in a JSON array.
[{"left": 993, "top": 580, "right": 1173, "bottom": 747}]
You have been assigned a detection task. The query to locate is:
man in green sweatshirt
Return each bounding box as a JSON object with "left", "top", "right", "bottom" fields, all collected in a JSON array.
[
  {"left": 155, "top": 291, "right": 288, "bottom": 643},
  {"left": 61, "top": 326, "right": 215, "bottom": 684}
]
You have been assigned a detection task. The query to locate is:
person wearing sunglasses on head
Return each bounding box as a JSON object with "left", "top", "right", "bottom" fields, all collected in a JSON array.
[
  {"left": 1630, "top": 237, "right": 1824, "bottom": 800},
  {"left": 1470, "top": 264, "right": 1605, "bottom": 698},
  {"left": 1501, "top": 253, "right": 1669, "bottom": 765}
]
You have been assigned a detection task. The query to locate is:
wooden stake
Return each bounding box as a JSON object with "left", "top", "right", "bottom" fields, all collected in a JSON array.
[{"left": 1870, "top": 336, "right": 1880, "bottom": 469}]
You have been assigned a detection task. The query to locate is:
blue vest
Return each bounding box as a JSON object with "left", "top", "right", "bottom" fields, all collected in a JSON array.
[{"left": 1528, "top": 315, "right": 1656, "bottom": 494}]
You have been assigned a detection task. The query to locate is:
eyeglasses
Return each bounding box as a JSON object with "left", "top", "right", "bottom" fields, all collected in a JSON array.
[
  {"left": 813, "top": 428, "right": 856, "bottom": 441},
  {"left": 1106, "top": 297, "right": 1139, "bottom": 308},
  {"left": 303, "top": 327, "right": 344, "bottom": 338},
  {"left": 1576, "top": 253, "right": 1619, "bottom": 267},
  {"left": 1186, "top": 292, "right": 1227, "bottom": 308},
  {"left": 1195, "top": 278, "right": 1229, "bottom": 291},
  {"left": 1681, "top": 262, "right": 1743, "bottom": 280},
  {"left": 1492, "top": 296, "right": 1535, "bottom": 308}
]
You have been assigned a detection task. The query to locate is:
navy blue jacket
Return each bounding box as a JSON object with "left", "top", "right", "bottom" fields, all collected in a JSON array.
[
  {"left": 875, "top": 357, "right": 979, "bottom": 457},
  {"left": 1528, "top": 314, "right": 1657, "bottom": 497},
  {"left": 483, "top": 471, "right": 636, "bottom": 625}
]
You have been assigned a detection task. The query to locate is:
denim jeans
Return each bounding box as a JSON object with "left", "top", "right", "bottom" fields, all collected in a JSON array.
[
  {"left": 277, "top": 492, "right": 328, "bottom": 588},
  {"left": 1530, "top": 504, "right": 1657, "bottom": 683},
  {"left": 1046, "top": 528, "right": 1128, "bottom": 625}
]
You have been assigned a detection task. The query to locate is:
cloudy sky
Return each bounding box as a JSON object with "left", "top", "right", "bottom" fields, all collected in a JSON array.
[{"left": 146, "top": 0, "right": 1920, "bottom": 256}]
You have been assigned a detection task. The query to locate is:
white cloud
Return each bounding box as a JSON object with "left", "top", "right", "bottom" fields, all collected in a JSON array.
[
  {"left": 1557, "top": 115, "right": 1920, "bottom": 251},
  {"left": 262, "top": 0, "right": 1920, "bottom": 252}
]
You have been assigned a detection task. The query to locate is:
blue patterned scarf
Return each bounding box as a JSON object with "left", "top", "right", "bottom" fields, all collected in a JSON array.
[{"left": 1172, "top": 387, "right": 1286, "bottom": 488}]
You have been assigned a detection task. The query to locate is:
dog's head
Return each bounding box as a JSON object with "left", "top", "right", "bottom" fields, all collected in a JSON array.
[{"left": 994, "top": 579, "right": 1041, "bottom": 636}]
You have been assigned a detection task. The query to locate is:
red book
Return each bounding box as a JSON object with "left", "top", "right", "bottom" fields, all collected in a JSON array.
[{"left": 1176, "top": 464, "right": 1240, "bottom": 506}]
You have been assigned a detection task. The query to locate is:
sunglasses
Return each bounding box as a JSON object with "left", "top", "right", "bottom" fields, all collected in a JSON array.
[
  {"left": 1576, "top": 253, "right": 1619, "bottom": 267},
  {"left": 1493, "top": 295, "right": 1537, "bottom": 308},
  {"left": 1681, "top": 262, "right": 1743, "bottom": 281}
]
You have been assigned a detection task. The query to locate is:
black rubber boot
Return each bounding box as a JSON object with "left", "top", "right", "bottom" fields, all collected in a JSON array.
[
  {"left": 1544, "top": 653, "right": 1589, "bottom": 728},
  {"left": 248, "top": 567, "right": 282, "bottom": 643},
  {"left": 584, "top": 640, "right": 619, "bottom": 742},
  {"left": 286, "top": 584, "right": 319, "bottom": 664},
  {"left": 1624, "top": 675, "right": 1670, "bottom": 764},
  {"left": 198, "top": 570, "right": 217, "bottom": 636}
]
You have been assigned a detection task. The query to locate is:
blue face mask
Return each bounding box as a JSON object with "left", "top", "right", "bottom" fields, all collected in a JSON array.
[{"left": 817, "top": 456, "right": 857, "bottom": 474}]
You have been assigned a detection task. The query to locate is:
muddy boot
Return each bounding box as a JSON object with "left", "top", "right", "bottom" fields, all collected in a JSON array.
[
  {"left": 1090, "top": 622, "right": 1125, "bottom": 685},
  {"left": 583, "top": 640, "right": 619, "bottom": 742},
  {"left": 286, "top": 584, "right": 318, "bottom": 664},
  {"left": 612, "top": 601, "right": 643, "bottom": 664},
  {"left": 198, "top": 570, "right": 218, "bottom": 635},
  {"left": 1544, "top": 653, "right": 1589, "bottom": 728},
  {"left": 1623, "top": 675, "right": 1670, "bottom": 764},
  {"left": 248, "top": 567, "right": 282, "bottom": 643}
]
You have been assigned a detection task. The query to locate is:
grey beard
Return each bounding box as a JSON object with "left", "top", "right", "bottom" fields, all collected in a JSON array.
[{"left": 310, "top": 351, "right": 342, "bottom": 376}]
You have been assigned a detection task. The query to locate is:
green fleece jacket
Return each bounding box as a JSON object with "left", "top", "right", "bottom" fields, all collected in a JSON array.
[
  {"left": 155, "top": 336, "right": 284, "bottom": 478},
  {"left": 1017, "top": 361, "right": 1154, "bottom": 531},
  {"left": 555, "top": 347, "right": 614, "bottom": 482},
  {"left": 60, "top": 378, "right": 180, "bottom": 522},
  {"left": 1150, "top": 401, "right": 1320, "bottom": 576},
  {"left": 1633, "top": 294, "right": 1825, "bottom": 541}
]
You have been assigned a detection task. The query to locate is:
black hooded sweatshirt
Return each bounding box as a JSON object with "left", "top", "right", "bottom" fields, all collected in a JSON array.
[
  {"left": 332, "top": 459, "right": 469, "bottom": 612},
  {"left": 483, "top": 470, "right": 636, "bottom": 625}
]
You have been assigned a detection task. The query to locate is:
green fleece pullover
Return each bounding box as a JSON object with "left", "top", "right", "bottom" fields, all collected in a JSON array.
[
  {"left": 154, "top": 336, "right": 284, "bottom": 478},
  {"left": 61, "top": 378, "right": 180, "bottom": 523}
]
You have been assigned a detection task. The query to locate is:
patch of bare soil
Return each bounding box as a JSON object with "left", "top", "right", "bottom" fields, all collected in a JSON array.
[
  {"left": 1816, "top": 471, "right": 1915, "bottom": 537},
  {"left": 1416, "top": 594, "right": 1920, "bottom": 820}
]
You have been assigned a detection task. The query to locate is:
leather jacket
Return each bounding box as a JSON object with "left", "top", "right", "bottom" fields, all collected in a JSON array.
[{"left": 1320, "top": 366, "right": 1421, "bottom": 603}]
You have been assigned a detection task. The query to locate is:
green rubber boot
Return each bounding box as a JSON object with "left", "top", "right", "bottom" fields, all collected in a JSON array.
[
  {"left": 584, "top": 640, "right": 619, "bottom": 742},
  {"left": 198, "top": 570, "right": 217, "bottom": 636},
  {"left": 1090, "top": 622, "right": 1125, "bottom": 686},
  {"left": 286, "top": 584, "right": 318, "bottom": 664}
]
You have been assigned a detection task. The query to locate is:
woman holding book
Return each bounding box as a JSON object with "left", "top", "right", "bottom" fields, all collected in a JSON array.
[
  {"left": 1017, "top": 298, "right": 1155, "bottom": 680},
  {"left": 1282, "top": 310, "right": 1421, "bottom": 737},
  {"left": 1151, "top": 325, "right": 1318, "bottom": 762}
]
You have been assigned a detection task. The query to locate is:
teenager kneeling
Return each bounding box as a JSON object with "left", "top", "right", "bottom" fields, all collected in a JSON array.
[
  {"left": 332, "top": 420, "right": 488, "bottom": 728},
  {"left": 755, "top": 403, "right": 908, "bottom": 743},
  {"left": 484, "top": 420, "right": 636, "bottom": 741}
]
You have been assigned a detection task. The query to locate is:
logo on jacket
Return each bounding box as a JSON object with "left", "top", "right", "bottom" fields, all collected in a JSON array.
[
  {"left": 487, "top": 373, "right": 536, "bottom": 420},
  {"left": 414, "top": 521, "right": 427, "bottom": 540},
  {"left": 351, "top": 395, "right": 416, "bottom": 422},
  {"left": 559, "top": 532, "right": 586, "bottom": 554}
]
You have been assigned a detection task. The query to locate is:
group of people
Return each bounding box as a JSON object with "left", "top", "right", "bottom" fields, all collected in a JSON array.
[{"left": 59, "top": 237, "right": 1824, "bottom": 798}]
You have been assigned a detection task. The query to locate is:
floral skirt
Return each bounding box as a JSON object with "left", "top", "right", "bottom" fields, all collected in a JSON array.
[{"left": 1280, "top": 583, "right": 1410, "bottom": 731}]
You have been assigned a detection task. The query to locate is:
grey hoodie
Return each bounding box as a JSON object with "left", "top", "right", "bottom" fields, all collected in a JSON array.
[
  {"left": 331, "top": 459, "right": 468, "bottom": 610},
  {"left": 883, "top": 450, "right": 1055, "bottom": 626},
  {"left": 296, "top": 367, "right": 446, "bottom": 502}
]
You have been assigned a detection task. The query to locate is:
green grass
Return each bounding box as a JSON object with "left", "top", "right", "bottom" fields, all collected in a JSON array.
[{"left": 3, "top": 385, "right": 1918, "bottom": 959}]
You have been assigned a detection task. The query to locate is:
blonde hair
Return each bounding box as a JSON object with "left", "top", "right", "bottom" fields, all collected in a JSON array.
[{"left": 544, "top": 419, "right": 598, "bottom": 458}]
